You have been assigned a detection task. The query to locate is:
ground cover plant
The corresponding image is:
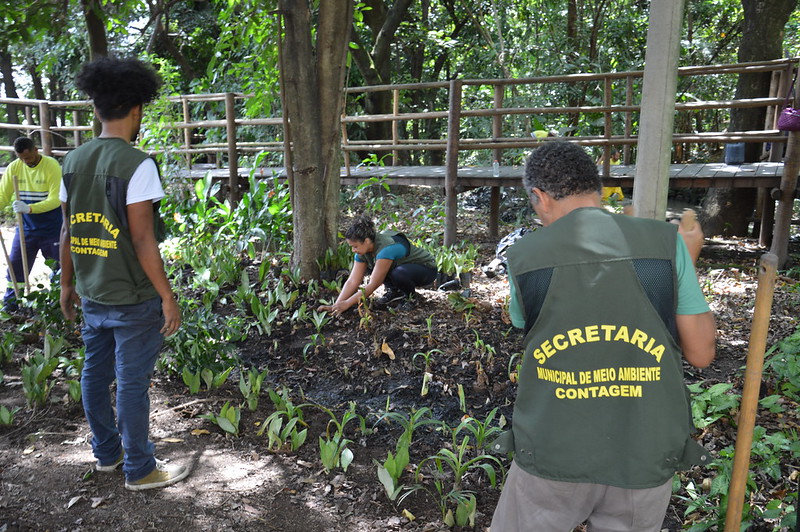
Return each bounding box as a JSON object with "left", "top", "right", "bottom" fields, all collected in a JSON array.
[{"left": 0, "top": 176, "right": 799, "bottom": 531}]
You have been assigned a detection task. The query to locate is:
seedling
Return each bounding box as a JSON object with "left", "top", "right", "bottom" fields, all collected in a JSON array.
[
  {"left": 239, "top": 367, "right": 268, "bottom": 411},
  {"left": 199, "top": 401, "right": 241, "bottom": 436},
  {"left": 310, "top": 310, "right": 331, "bottom": 334},
  {"left": 201, "top": 366, "right": 234, "bottom": 392},
  {"left": 21, "top": 351, "right": 59, "bottom": 407},
  {"left": 412, "top": 349, "right": 442, "bottom": 397},
  {"left": 0, "top": 405, "right": 20, "bottom": 425},
  {"left": 314, "top": 402, "right": 362, "bottom": 473},
  {"left": 182, "top": 367, "right": 202, "bottom": 394}
]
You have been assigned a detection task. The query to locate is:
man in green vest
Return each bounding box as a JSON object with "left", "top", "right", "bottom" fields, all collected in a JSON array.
[
  {"left": 490, "top": 141, "right": 716, "bottom": 531},
  {"left": 59, "top": 57, "right": 188, "bottom": 491}
]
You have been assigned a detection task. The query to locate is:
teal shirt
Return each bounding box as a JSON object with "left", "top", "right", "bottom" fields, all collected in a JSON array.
[{"left": 508, "top": 233, "right": 709, "bottom": 328}]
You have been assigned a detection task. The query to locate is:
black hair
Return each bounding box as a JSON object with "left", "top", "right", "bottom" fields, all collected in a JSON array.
[
  {"left": 345, "top": 215, "right": 376, "bottom": 242},
  {"left": 75, "top": 57, "right": 162, "bottom": 120},
  {"left": 13, "top": 137, "right": 35, "bottom": 153},
  {"left": 523, "top": 141, "right": 602, "bottom": 200}
]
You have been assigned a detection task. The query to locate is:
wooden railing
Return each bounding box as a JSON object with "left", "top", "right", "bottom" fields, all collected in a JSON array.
[{"left": 1, "top": 58, "right": 798, "bottom": 178}]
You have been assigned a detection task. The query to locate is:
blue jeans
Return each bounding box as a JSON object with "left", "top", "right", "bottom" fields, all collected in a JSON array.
[
  {"left": 4, "top": 229, "right": 60, "bottom": 305},
  {"left": 81, "top": 297, "right": 164, "bottom": 482}
]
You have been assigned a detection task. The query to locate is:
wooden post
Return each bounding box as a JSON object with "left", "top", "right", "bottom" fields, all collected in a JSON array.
[
  {"left": 770, "top": 67, "right": 800, "bottom": 266},
  {"left": 602, "top": 75, "right": 613, "bottom": 176},
  {"left": 72, "top": 110, "right": 82, "bottom": 147},
  {"left": 769, "top": 131, "right": 800, "bottom": 266},
  {"left": 624, "top": 75, "right": 633, "bottom": 164},
  {"left": 182, "top": 98, "right": 192, "bottom": 169},
  {"left": 723, "top": 253, "right": 778, "bottom": 532},
  {"left": 392, "top": 88, "right": 400, "bottom": 166},
  {"left": 444, "top": 79, "right": 462, "bottom": 247},
  {"left": 490, "top": 83, "right": 504, "bottom": 241},
  {"left": 38, "top": 101, "right": 52, "bottom": 156},
  {"left": 225, "top": 92, "right": 239, "bottom": 206},
  {"left": 632, "top": 0, "right": 685, "bottom": 219}
]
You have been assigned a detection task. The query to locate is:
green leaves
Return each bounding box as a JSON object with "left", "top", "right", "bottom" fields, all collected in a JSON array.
[{"left": 199, "top": 401, "right": 241, "bottom": 437}]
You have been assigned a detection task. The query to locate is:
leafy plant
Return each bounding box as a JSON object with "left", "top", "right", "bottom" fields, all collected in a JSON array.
[
  {"left": 315, "top": 402, "right": 362, "bottom": 473},
  {"left": 0, "top": 330, "right": 20, "bottom": 363},
  {"left": 182, "top": 366, "right": 202, "bottom": 394},
  {"left": 21, "top": 351, "right": 59, "bottom": 407},
  {"left": 687, "top": 382, "right": 739, "bottom": 428},
  {"left": 0, "top": 405, "right": 20, "bottom": 425},
  {"left": 258, "top": 388, "right": 309, "bottom": 452},
  {"left": 199, "top": 401, "right": 241, "bottom": 437},
  {"left": 412, "top": 349, "right": 442, "bottom": 397},
  {"left": 239, "top": 367, "right": 268, "bottom": 411}
]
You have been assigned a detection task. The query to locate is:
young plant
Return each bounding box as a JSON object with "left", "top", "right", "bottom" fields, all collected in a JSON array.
[
  {"left": 315, "top": 402, "right": 362, "bottom": 473},
  {"left": 258, "top": 388, "right": 309, "bottom": 452},
  {"left": 376, "top": 431, "right": 411, "bottom": 501},
  {"left": 199, "top": 401, "right": 241, "bottom": 437},
  {"left": 412, "top": 349, "right": 442, "bottom": 397},
  {"left": 0, "top": 330, "right": 20, "bottom": 363},
  {"left": 310, "top": 310, "right": 331, "bottom": 334},
  {"left": 0, "top": 405, "right": 20, "bottom": 425},
  {"left": 454, "top": 408, "right": 505, "bottom": 450},
  {"left": 201, "top": 366, "right": 234, "bottom": 392},
  {"left": 182, "top": 367, "right": 202, "bottom": 394},
  {"left": 239, "top": 367, "right": 268, "bottom": 411},
  {"left": 21, "top": 351, "right": 59, "bottom": 407},
  {"left": 58, "top": 347, "right": 85, "bottom": 403},
  {"left": 303, "top": 333, "right": 326, "bottom": 361}
]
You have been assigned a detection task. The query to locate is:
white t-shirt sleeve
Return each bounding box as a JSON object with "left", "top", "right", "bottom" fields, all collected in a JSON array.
[
  {"left": 59, "top": 180, "right": 67, "bottom": 203},
  {"left": 127, "top": 158, "right": 165, "bottom": 204}
]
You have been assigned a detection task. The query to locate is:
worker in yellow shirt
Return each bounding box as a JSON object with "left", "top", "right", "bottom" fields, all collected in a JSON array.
[
  {"left": 598, "top": 148, "right": 624, "bottom": 204},
  {"left": 0, "top": 137, "right": 62, "bottom": 311}
]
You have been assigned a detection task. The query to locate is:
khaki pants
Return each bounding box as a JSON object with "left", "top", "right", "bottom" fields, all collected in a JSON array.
[{"left": 490, "top": 462, "right": 672, "bottom": 532}]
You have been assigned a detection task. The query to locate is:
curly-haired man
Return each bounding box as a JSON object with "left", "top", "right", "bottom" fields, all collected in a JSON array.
[{"left": 59, "top": 57, "right": 188, "bottom": 490}]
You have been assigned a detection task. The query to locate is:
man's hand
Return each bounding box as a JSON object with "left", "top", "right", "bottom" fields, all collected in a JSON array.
[
  {"left": 59, "top": 285, "right": 81, "bottom": 322},
  {"left": 160, "top": 296, "right": 181, "bottom": 336},
  {"left": 12, "top": 200, "right": 30, "bottom": 214}
]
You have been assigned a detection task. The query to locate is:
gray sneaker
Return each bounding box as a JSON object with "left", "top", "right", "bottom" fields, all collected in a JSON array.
[{"left": 125, "top": 461, "right": 189, "bottom": 491}]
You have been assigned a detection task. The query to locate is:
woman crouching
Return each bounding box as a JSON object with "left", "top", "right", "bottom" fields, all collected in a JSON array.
[{"left": 319, "top": 215, "right": 437, "bottom": 314}]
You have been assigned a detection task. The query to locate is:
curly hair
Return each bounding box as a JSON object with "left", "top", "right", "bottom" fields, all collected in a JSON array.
[
  {"left": 75, "top": 57, "right": 162, "bottom": 120},
  {"left": 13, "top": 137, "right": 35, "bottom": 153},
  {"left": 344, "top": 215, "right": 376, "bottom": 243},
  {"left": 523, "top": 141, "right": 602, "bottom": 201}
]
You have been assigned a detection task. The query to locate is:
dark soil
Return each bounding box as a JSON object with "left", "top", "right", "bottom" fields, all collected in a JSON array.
[{"left": 1, "top": 191, "right": 799, "bottom": 532}]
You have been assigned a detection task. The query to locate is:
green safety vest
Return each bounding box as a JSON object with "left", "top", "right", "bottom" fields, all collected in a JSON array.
[
  {"left": 62, "top": 138, "right": 165, "bottom": 305},
  {"left": 359, "top": 230, "right": 436, "bottom": 271},
  {"left": 496, "top": 207, "right": 710, "bottom": 489}
]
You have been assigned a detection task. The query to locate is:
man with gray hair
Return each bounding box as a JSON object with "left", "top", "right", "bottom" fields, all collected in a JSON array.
[{"left": 490, "top": 141, "right": 716, "bottom": 531}]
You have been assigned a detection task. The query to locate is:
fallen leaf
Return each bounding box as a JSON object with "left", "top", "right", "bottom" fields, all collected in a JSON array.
[
  {"left": 23, "top": 447, "right": 35, "bottom": 455},
  {"left": 161, "top": 437, "right": 183, "bottom": 443},
  {"left": 67, "top": 496, "right": 83, "bottom": 509},
  {"left": 402, "top": 509, "right": 415, "bottom": 521},
  {"left": 91, "top": 497, "right": 107, "bottom": 508},
  {"left": 381, "top": 342, "right": 395, "bottom": 360},
  {"left": 191, "top": 429, "right": 211, "bottom": 436}
]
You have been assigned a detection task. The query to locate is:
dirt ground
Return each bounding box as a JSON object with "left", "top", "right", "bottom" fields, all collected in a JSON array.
[{"left": 1, "top": 196, "right": 799, "bottom": 532}]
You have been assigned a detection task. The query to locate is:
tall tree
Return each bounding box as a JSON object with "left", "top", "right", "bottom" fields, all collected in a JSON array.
[
  {"left": 701, "top": 0, "right": 797, "bottom": 236},
  {"left": 279, "top": 0, "right": 353, "bottom": 277}
]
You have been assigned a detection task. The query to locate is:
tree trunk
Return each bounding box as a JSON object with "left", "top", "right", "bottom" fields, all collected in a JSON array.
[
  {"left": 279, "top": 0, "right": 352, "bottom": 278},
  {"left": 80, "top": 0, "right": 108, "bottom": 59},
  {"left": 701, "top": 0, "right": 796, "bottom": 236},
  {"left": 0, "top": 49, "right": 22, "bottom": 144}
]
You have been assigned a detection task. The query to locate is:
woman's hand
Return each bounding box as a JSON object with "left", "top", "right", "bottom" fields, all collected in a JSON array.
[{"left": 319, "top": 300, "right": 354, "bottom": 316}]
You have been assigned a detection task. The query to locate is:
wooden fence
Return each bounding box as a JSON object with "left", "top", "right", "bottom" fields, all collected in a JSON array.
[{"left": 1, "top": 57, "right": 799, "bottom": 243}]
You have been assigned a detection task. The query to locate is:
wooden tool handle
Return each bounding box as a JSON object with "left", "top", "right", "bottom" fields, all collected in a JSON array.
[
  {"left": 680, "top": 208, "right": 697, "bottom": 231},
  {"left": 723, "top": 253, "right": 778, "bottom": 531}
]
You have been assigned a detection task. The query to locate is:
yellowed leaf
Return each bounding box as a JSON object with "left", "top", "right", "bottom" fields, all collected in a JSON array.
[
  {"left": 67, "top": 496, "right": 83, "bottom": 509},
  {"left": 402, "top": 509, "right": 415, "bottom": 521},
  {"left": 161, "top": 437, "right": 183, "bottom": 443},
  {"left": 381, "top": 342, "right": 395, "bottom": 360},
  {"left": 191, "top": 428, "right": 211, "bottom": 436},
  {"left": 23, "top": 446, "right": 35, "bottom": 455}
]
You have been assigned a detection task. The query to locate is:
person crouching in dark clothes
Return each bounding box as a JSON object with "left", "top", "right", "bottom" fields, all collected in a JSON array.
[{"left": 319, "top": 215, "right": 437, "bottom": 314}]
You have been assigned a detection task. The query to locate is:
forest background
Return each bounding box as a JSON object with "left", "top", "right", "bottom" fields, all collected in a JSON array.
[{"left": 1, "top": 1, "right": 800, "bottom": 531}]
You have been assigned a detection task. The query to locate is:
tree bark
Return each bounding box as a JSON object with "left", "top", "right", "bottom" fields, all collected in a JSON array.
[
  {"left": 80, "top": 0, "right": 108, "bottom": 59},
  {"left": 0, "top": 49, "right": 22, "bottom": 144},
  {"left": 701, "top": 0, "right": 796, "bottom": 236},
  {"left": 279, "top": 0, "right": 353, "bottom": 278}
]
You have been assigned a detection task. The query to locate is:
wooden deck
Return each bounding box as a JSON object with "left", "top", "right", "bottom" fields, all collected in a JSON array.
[
  {"left": 176, "top": 161, "right": 790, "bottom": 189},
  {"left": 0, "top": 161, "right": 789, "bottom": 189}
]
